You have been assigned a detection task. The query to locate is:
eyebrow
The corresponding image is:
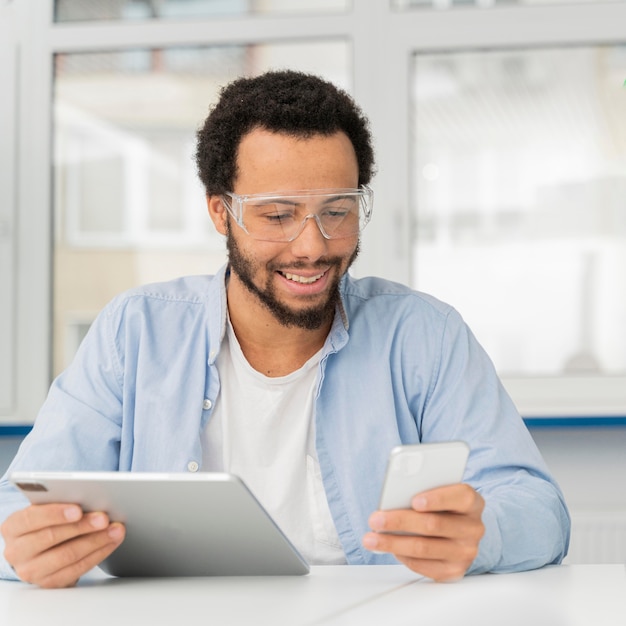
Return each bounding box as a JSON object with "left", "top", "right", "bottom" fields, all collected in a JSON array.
[
  {"left": 245, "top": 192, "right": 361, "bottom": 207},
  {"left": 320, "top": 194, "right": 358, "bottom": 206},
  {"left": 252, "top": 199, "right": 299, "bottom": 208}
]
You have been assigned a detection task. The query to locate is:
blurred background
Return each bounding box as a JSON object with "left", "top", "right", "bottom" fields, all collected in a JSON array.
[{"left": 1, "top": 0, "right": 625, "bottom": 564}]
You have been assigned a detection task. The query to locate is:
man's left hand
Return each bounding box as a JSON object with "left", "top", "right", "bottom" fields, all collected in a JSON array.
[{"left": 362, "top": 483, "right": 485, "bottom": 582}]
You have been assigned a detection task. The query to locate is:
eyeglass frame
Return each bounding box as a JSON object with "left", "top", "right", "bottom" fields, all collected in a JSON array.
[{"left": 220, "top": 186, "right": 374, "bottom": 243}]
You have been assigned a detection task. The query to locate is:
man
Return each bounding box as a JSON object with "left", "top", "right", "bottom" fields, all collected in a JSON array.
[{"left": 0, "top": 70, "right": 570, "bottom": 588}]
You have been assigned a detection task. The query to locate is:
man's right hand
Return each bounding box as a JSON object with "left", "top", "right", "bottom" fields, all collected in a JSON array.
[{"left": 1, "top": 503, "right": 125, "bottom": 588}]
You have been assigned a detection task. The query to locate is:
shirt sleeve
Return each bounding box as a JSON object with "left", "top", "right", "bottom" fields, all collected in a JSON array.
[
  {"left": 420, "top": 307, "right": 571, "bottom": 574},
  {"left": 0, "top": 489, "right": 30, "bottom": 580},
  {"left": 0, "top": 302, "right": 125, "bottom": 580}
]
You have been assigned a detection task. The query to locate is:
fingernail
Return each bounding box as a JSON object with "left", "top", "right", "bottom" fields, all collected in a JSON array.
[
  {"left": 108, "top": 525, "right": 124, "bottom": 541},
  {"left": 89, "top": 514, "right": 108, "bottom": 529},
  {"left": 369, "top": 512, "right": 386, "bottom": 530},
  {"left": 363, "top": 533, "right": 379, "bottom": 549},
  {"left": 64, "top": 506, "right": 82, "bottom": 522},
  {"left": 412, "top": 496, "right": 427, "bottom": 510}
]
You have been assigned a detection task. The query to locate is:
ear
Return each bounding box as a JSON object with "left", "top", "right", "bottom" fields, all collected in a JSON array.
[{"left": 207, "top": 195, "right": 228, "bottom": 236}]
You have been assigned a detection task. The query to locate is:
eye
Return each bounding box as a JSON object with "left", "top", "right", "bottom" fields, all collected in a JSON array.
[
  {"left": 323, "top": 207, "right": 350, "bottom": 219},
  {"left": 254, "top": 203, "right": 296, "bottom": 224},
  {"left": 321, "top": 199, "right": 357, "bottom": 220},
  {"left": 265, "top": 213, "right": 293, "bottom": 223}
]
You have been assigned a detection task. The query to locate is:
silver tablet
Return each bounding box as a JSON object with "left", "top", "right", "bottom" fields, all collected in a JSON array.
[{"left": 10, "top": 471, "right": 310, "bottom": 577}]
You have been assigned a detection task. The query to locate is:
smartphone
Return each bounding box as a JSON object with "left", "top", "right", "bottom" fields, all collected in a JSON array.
[{"left": 378, "top": 441, "right": 470, "bottom": 510}]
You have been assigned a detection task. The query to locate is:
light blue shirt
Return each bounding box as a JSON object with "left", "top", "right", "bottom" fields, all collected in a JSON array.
[{"left": 0, "top": 264, "right": 570, "bottom": 580}]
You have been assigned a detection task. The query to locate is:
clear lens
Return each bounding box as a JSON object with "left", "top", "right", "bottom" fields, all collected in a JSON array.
[{"left": 224, "top": 187, "right": 373, "bottom": 242}]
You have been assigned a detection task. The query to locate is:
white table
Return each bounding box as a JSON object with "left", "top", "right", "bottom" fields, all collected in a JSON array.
[{"left": 0, "top": 564, "right": 624, "bottom": 626}]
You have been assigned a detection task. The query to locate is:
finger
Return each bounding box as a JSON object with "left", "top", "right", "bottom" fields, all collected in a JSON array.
[
  {"left": 362, "top": 531, "right": 478, "bottom": 582},
  {"left": 5, "top": 511, "right": 112, "bottom": 567},
  {"left": 364, "top": 530, "right": 477, "bottom": 564},
  {"left": 411, "top": 484, "right": 484, "bottom": 516},
  {"left": 1, "top": 504, "right": 83, "bottom": 539},
  {"left": 15, "top": 523, "right": 125, "bottom": 588},
  {"left": 369, "top": 508, "right": 482, "bottom": 540},
  {"left": 395, "top": 554, "right": 469, "bottom": 583}
]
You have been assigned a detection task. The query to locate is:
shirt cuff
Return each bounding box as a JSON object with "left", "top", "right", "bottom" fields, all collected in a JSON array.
[
  {"left": 467, "top": 502, "right": 501, "bottom": 575},
  {"left": 0, "top": 539, "right": 20, "bottom": 582}
]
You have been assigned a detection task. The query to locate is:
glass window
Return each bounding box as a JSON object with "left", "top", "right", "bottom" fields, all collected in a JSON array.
[
  {"left": 53, "top": 39, "right": 349, "bottom": 375},
  {"left": 411, "top": 45, "right": 626, "bottom": 379},
  {"left": 54, "top": 0, "right": 350, "bottom": 22}
]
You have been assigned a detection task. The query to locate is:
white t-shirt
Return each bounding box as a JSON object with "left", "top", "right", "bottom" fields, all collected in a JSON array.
[{"left": 201, "top": 320, "right": 346, "bottom": 565}]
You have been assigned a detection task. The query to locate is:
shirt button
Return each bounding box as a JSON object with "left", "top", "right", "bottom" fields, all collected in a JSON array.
[
  {"left": 187, "top": 461, "right": 199, "bottom": 473},
  {"left": 202, "top": 398, "right": 212, "bottom": 410}
]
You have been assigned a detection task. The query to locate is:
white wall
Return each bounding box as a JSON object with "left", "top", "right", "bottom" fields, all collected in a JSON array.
[{"left": 532, "top": 428, "right": 626, "bottom": 513}]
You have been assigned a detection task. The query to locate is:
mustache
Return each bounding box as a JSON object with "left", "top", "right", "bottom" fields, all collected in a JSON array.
[{"left": 269, "top": 258, "right": 345, "bottom": 272}]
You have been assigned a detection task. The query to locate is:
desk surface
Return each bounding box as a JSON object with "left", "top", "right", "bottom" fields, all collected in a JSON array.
[{"left": 0, "top": 564, "right": 624, "bottom": 626}]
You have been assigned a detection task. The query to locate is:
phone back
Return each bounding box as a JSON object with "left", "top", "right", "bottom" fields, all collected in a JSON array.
[{"left": 379, "top": 441, "right": 469, "bottom": 510}]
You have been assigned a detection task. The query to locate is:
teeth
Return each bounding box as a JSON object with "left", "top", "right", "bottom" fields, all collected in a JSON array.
[{"left": 283, "top": 271, "right": 324, "bottom": 284}]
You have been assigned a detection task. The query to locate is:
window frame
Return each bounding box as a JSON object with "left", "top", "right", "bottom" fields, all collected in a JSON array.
[
  {"left": 3, "top": 0, "right": 626, "bottom": 425},
  {"left": 0, "top": 5, "right": 18, "bottom": 418}
]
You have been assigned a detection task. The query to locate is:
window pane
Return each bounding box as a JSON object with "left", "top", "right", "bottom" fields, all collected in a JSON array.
[
  {"left": 53, "top": 40, "right": 350, "bottom": 375},
  {"left": 411, "top": 45, "right": 626, "bottom": 378},
  {"left": 54, "top": 0, "right": 350, "bottom": 22}
]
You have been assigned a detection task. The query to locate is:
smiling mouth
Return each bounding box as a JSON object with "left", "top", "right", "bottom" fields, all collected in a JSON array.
[{"left": 280, "top": 271, "right": 326, "bottom": 284}]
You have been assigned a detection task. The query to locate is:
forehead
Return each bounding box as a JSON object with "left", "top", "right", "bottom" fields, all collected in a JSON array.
[{"left": 233, "top": 128, "right": 359, "bottom": 194}]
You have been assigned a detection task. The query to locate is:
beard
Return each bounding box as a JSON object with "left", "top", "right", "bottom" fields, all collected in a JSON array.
[{"left": 225, "top": 223, "right": 359, "bottom": 331}]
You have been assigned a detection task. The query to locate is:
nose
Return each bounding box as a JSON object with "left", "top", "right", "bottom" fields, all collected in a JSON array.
[{"left": 289, "top": 215, "right": 329, "bottom": 260}]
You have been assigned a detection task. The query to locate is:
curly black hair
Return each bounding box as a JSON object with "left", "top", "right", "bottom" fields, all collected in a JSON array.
[{"left": 195, "top": 70, "right": 375, "bottom": 196}]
